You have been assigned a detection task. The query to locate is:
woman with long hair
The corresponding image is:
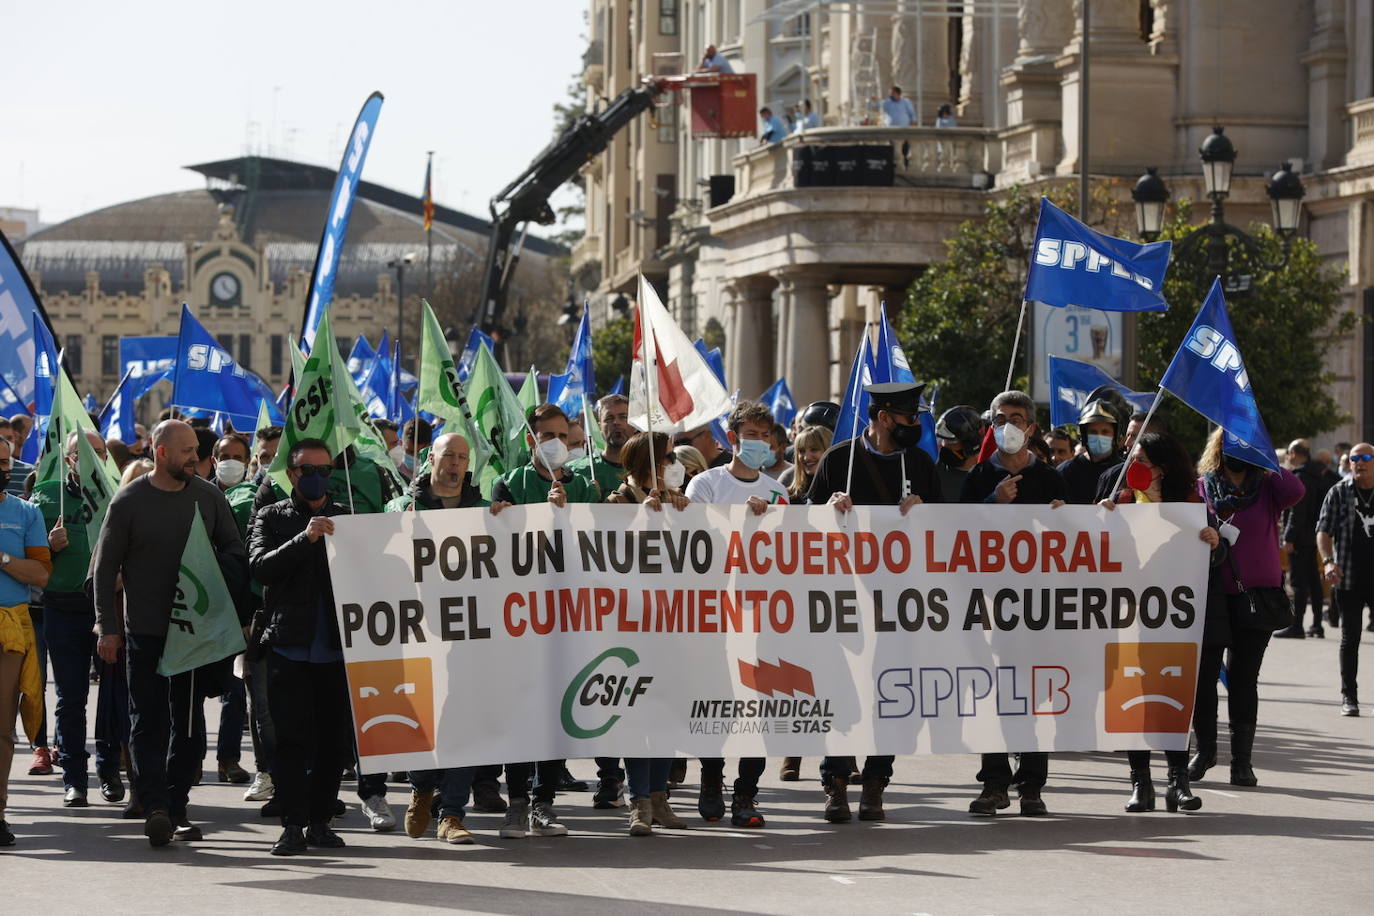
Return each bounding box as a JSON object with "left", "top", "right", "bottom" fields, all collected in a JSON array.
[
  {"left": 1101, "top": 432, "right": 1219, "bottom": 812},
  {"left": 786, "top": 425, "right": 833, "bottom": 504},
  {"left": 1192, "top": 427, "right": 1303, "bottom": 786},
  {"left": 604, "top": 431, "right": 688, "bottom": 834}
]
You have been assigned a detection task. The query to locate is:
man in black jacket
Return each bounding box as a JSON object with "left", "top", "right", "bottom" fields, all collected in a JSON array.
[
  {"left": 249, "top": 437, "right": 352, "bottom": 856},
  {"left": 1058, "top": 396, "right": 1126, "bottom": 505},
  {"left": 1279, "top": 439, "right": 1334, "bottom": 638},
  {"left": 961, "top": 391, "right": 1066, "bottom": 818}
]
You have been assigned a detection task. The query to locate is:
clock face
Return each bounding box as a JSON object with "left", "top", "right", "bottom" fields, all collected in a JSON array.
[{"left": 210, "top": 271, "right": 240, "bottom": 304}]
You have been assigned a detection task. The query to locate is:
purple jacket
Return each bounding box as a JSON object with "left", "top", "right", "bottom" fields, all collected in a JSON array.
[{"left": 1198, "top": 468, "right": 1304, "bottom": 593}]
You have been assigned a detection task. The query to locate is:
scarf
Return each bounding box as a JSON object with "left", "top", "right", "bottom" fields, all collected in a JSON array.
[{"left": 1203, "top": 468, "right": 1262, "bottom": 517}]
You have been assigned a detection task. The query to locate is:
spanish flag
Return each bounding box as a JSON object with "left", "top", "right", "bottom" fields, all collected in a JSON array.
[{"left": 422, "top": 154, "right": 434, "bottom": 232}]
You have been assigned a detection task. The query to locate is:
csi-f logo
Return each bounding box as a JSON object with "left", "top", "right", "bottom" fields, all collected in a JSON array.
[
  {"left": 560, "top": 647, "right": 652, "bottom": 739},
  {"left": 168, "top": 564, "right": 210, "bottom": 634},
  {"left": 347, "top": 657, "right": 436, "bottom": 756},
  {"left": 1183, "top": 325, "right": 1250, "bottom": 390},
  {"left": 186, "top": 344, "right": 247, "bottom": 378},
  {"left": 1034, "top": 238, "right": 1156, "bottom": 290},
  {"left": 1104, "top": 642, "right": 1197, "bottom": 733}
]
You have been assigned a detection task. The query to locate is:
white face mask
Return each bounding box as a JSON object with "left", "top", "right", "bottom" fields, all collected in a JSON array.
[
  {"left": 214, "top": 459, "right": 246, "bottom": 486},
  {"left": 565, "top": 447, "right": 588, "bottom": 464},
  {"left": 994, "top": 423, "right": 1026, "bottom": 455},
  {"left": 387, "top": 445, "right": 408, "bottom": 468},
  {"left": 661, "top": 461, "right": 686, "bottom": 489},
  {"left": 537, "top": 438, "right": 569, "bottom": 471}
]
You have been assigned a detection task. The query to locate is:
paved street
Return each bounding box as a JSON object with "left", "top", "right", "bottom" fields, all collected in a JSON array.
[{"left": 5, "top": 630, "right": 1373, "bottom": 915}]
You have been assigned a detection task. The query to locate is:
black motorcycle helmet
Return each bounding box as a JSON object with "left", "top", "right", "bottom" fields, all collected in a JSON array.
[
  {"left": 936, "top": 405, "right": 986, "bottom": 455},
  {"left": 800, "top": 400, "right": 841, "bottom": 432}
]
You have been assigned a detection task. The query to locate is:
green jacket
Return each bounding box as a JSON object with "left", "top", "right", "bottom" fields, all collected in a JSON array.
[
  {"left": 493, "top": 464, "right": 599, "bottom": 506},
  {"left": 568, "top": 453, "right": 624, "bottom": 502},
  {"left": 328, "top": 453, "right": 402, "bottom": 515},
  {"left": 30, "top": 477, "right": 90, "bottom": 594}
]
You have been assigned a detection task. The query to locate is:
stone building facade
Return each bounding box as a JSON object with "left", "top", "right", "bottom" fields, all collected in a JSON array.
[{"left": 574, "top": 0, "right": 1374, "bottom": 447}]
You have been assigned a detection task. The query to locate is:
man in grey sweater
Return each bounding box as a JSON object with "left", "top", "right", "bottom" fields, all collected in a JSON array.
[{"left": 93, "top": 420, "right": 244, "bottom": 847}]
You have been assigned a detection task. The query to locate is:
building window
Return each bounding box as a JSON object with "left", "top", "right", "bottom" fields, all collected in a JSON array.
[
  {"left": 65, "top": 335, "right": 83, "bottom": 377},
  {"left": 660, "top": 0, "right": 678, "bottom": 35},
  {"left": 238, "top": 334, "right": 253, "bottom": 371},
  {"left": 270, "top": 334, "right": 284, "bottom": 377},
  {"left": 216, "top": 334, "right": 234, "bottom": 360},
  {"left": 656, "top": 100, "right": 677, "bottom": 143},
  {"left": 101, "top": 335, "right": 118, "bottom": 377}
]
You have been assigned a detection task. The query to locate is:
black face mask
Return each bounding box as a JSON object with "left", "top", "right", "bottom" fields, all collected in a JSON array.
[
  {"left": 891, "top": 421, "right": 922, "bottom": 449},
  {"left": 1222, "top": 455, "right": 1250, "bottom": 474}
]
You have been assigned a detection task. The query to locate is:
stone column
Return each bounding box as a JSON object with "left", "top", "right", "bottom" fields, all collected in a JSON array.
[
  {"left": 891, "top": 5, "right": 947, "bottom": 124},
  {"left": 726, "top": 276, "right": 774, "bottom": 399},
  {"left": 1304, "top": 0, "right": 1348, "bottom": 170},
  {"left": 997, "top": 0, "right": 1073, "bottom": 183},
  {"left": 773, "top": 269, "right": 832, "bottom": 407}
]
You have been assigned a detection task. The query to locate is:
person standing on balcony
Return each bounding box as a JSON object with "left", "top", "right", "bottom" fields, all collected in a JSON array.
[
  {"left": 935, "top": 103, "right": 958, "bottom": 127},
  {"left": 699, "top": 44, "right": 734, "bottom": 74},
  {"left": 759, "top": 107, "right": 788, "bottom": 144},
  {"left": 881, "top": 86, "right": 916, "bottom": 127},
  {"left": 798, "top": 99, "right": 820, "bottom": 130}
]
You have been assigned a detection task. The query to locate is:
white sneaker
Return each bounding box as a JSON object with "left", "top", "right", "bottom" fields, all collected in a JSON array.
[
  {"left": 361, "top": 794, "right": 397, "bottom": 831},
  {"left": 243, "top": 772, "right": 274, "bottom": 802}
]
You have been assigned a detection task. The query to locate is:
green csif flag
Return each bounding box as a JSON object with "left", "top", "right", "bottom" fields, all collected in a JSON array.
[
  {"left": 73, "top": 422, "right": 115, "bottom": 551},
  {"left": 158, "top": 509, "right": 246, "bottom": 677},
  {"left": 268, "top": 309, "right": 360, "bottom": 493},
  {"left": 465, "top": 341, "right": 530, "bottom": 496},
  {"left": 253, "top": 397, "right": 273, "bottom": 441},
  {"left": 417, "top": 299, "right": 492, "bottom": 477}
]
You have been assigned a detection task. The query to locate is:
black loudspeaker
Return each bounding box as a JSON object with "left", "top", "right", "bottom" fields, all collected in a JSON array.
[
  {"left": 860, "top": 145, "right": 895, "bottom": 186},
  {"left": 708, "top": 174, "right": 735, "bottom": 208},
  {"left": 809, "top": 145, "right": 834, "bottom": 186},
  {"left": 792, "top": 145, "right": 813, "bottom": 187},
  {"left": 830, "top": 145, "right": 862, "bottom": 185}
]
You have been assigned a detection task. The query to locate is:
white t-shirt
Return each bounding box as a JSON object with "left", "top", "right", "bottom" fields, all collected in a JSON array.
[{"left": 685, "top": 466, "right": 790, "bottom": 506}]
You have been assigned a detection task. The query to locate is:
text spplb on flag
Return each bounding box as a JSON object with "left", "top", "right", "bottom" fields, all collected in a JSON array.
[{"left": 1026, "top": 198, "right": 1172, "bottom": 313}]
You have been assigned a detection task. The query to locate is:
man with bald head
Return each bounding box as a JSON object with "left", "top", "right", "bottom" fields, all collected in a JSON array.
[
  {"left": 31, "top": 429, "right": 125, "bottom": 810},
  {"left": 385, "top": 432, "right": 509, "bottom": 842},
  {"left": 92, "top": 419, "right": 245, "bottom": 846},
  {"left": 1318, "top": 443, "right": 1374, "bottom": 716},
  {"left": 1280, "top": 438, "right": 1332, "bottom": 638}
]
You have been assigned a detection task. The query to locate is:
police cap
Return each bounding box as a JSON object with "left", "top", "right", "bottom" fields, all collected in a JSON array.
[{"left": 864, "top": 382, "right": 927, "bottom": 415}]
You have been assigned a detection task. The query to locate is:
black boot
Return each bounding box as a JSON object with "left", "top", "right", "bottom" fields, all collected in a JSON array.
[
  {"left": 1125, "top": 768, "right": 1155, "bottom": 812},
  {"left": 1229, "top": 723, "right": 1259, "bottom": 787},
  {"left": 1187, "top": 746, "right": 1216, "bottom": 781},
  {"left": 1166, "top": 766, "right": 1202, "bottom": 812}
]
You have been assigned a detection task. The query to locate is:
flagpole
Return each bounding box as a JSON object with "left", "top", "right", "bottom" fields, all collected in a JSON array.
[
  {"left": 425, "top": 150, "right": 434, "bottom": 292},
  {"left": 1006, "top": 299, "right": 1028, "bottom": 391},
  {"left": 637, "top": 283, "right": 663, "bottom": 498},
  {"left": 1104, "top": 387, "right": 1165, "bottom": 504},
  {"left": 342, "top": 447, "right": 356, "bottom": 514},
  {"left": 843, "top": 324, "right": 873, "bottom": 500}
]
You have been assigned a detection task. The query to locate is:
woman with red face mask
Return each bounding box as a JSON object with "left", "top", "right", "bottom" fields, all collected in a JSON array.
[{"left": 1101, "top": 432, "right": 1221, "bottom": 812}]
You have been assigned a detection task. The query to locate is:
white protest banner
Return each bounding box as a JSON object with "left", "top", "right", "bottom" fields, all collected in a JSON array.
[{"left": 325, "top": 503, "right": 1209, "bottom": 773}]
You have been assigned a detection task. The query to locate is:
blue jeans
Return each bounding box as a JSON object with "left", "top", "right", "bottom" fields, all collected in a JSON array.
[
  {"left": 245, "top": 654, "right": 275, "bottom": 774},
  {"left": 126, "top": 630, "right": 205, "bottom": 819},
  {"left": 410, "top": 767, "right": 476, "bottom": 819},
  {"left": 43, "top": 592, "right": 119, "bottom": 789},
  {"left": 624, "top": 758, "right": 671, "bottom": 800}
]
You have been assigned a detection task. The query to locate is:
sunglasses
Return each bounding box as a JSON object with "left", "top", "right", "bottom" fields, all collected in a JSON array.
[
  {"left": 1352, "top": 453, "right": 1373, "bottom": 464},
  {"left": 292, "top": 464, "right": 334, "bottom": 478}
]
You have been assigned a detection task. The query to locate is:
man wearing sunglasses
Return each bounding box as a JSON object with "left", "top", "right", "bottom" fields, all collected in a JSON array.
[
  {"left": 1317, "top": 443, "right": 1374, "bottom": 717},
  {"left": 249, "top": 437, "right": 353, "bottom": 855}
]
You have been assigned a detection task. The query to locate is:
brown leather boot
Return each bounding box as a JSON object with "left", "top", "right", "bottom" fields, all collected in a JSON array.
[
  {"left": 858, "top": 779, "right": 886, "bottom": 821},
  {"left": 823, "top": 779, "right": 851, "bottom": 823}
]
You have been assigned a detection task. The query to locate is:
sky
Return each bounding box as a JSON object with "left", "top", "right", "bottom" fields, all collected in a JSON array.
[{"left": 3, "top": 0, "right": 588, "bottom": 231}]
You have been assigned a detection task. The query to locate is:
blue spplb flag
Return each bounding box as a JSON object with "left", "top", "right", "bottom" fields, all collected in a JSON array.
[
  {"left": 300, "top": 92, "right": 384, "bottom": 352},
  {"left": 23, "top": 314, "right": 60, "bottom": 463},
  {"left": 549, "top": 307, "right": 595, "bottom": 415},
  {"left": 172, "top": 304, "right": 285, "bottom": 423},
  {"left": 873, "top": 303, "right": 937, "bottom": 460},
  {"left": 361, "top": 343, "right": 393, "bottom": 420},
  {"left": 759, "top": 378, "right": 797, "bottom": 428},
  {"left": 0, "top": 228, "right": 51, "bottom": 408},
  {"left": 1025, "top": 198, "right": 1172, "bottom": 313},
  {"left": 455, "top": 327, "right": 495, "bottom": 383},
  {"left": 1160, "top": 278, "right": 1279, "bottom": 472},
  {"left": 119, "top": 336, "right": 178, "bottom": 380},
  {"left": 693, "top": 338, "right": 726, "bottom": 387},
  {"left": 82, "top": 393, "right": 98, "bottom": 414},
  {"left": 609, "top": 376, "right": 626, "bottom": 397},
  {"left": 346, "top": 334, "right": 378, "bottom": 386},
  {"left": 834, "top": 335, "right": 877, "bottom": 444},
  {"left": 0, "top": 373, "right": 26, "bottom": 418},
  {"left": 1048, "top": 355, "right": 1156, "bottom": 428},
  {"left": 99, "top": 368, "right": 170, "bottom": 444}
]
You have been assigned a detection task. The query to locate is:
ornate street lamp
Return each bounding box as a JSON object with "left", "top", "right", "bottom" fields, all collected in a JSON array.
[
  {"left": 1131, "top": 126, "right": 1305, "bottom": 288},
  {"left": 1131, "top": 167, "right": 1170, "bottom": 241}
]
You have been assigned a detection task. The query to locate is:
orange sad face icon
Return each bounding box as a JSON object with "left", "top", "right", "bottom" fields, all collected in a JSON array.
[
  {"left": 347, "top": 657, "right": 437, "bottom": 756},
  {"left": 1104, "top": 642, "right": 1198, "bottom": 734}
]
